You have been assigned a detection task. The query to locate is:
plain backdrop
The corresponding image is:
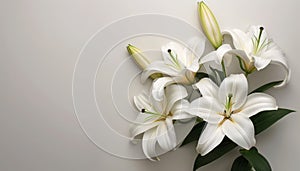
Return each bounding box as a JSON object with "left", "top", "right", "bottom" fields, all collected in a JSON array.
[{"left": 0, "top": 0, "right": 299, "bottom": 170}]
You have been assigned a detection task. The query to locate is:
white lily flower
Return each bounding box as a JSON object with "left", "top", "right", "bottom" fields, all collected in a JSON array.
[
  {"left": 223, "top": 26, "right": 290, "bottom": 87},
  {"left": 131, "top": 84, "right": 194, "bottom": 160},
  {"left": 141, "top": 38, "right": 205, "bottom": 101},
  {"left": 185, "top": 74, "right": 277, "bottom": 155}
]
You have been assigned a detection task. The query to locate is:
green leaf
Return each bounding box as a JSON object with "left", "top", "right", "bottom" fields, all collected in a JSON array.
[
  {"left": 231, "top": 156, "right": 252, "bottom": 171},
  {"left": 250, "top": 80, "right": 283, "bottom": 94},
  {"left": 209, "top": 66, "right": 225, "bottom": 85},
  {"left": 251, "top": 108, "right": 295, "bottom": 134},
  {"left": 193, "top": 137, "right": 237, "bottom": 171},
  {"left": 180, "top": 121, "right": 205, "bottom": 147},
  {"left": 195, "top": 72, "right": 209, "bottom": 82},
  {"left": 192, "top": 108, "right": 294, "bottom": 171},
  {"left": 240, "top": 147, "right": 271, "bottom": 171}
]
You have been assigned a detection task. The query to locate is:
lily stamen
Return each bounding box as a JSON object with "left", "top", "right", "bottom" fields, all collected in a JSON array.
[
  {"left": 167, "top": 49, "right": 181, "bottom": 69},
  {"left": 253, "top": 26, "right": 268, "bottom": 55},
  {"left": 141, "top": 108, "right": 164, "bottom": 116}
]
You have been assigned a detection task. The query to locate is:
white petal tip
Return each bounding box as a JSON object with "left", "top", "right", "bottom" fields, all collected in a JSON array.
[
  {"left": 274, "top": 74, "right": 290, "bottom": 88},
  {"left": 147, "top": 156, "right": 160, "bottom": 162},
  {"left": 196, "top": 147, "right": 208, "bottom": 156},
  {"left": 196, "top": 143, "right": 211, "bottom": 156}
]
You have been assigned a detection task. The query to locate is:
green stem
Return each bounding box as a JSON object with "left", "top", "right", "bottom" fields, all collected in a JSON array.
[
  {"left": 221, "top": 60, "right": 227, "bottom": 77},
  {"left": 237, "top": 56, "right": 246, "bottom": 72}
]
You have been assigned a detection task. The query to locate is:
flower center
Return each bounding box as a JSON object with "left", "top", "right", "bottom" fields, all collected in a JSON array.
[
  {"left": 237, "top": 56, "right": 256, "bottom": 76},
  {"left": 218, "top": 94, "right": 240, "bottom": 126}
]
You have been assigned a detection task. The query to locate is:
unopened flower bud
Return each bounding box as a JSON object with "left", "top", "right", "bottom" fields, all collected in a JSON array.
[
  {"left": 198, "top": 1, "right": 223, "bottom": 49},
  {"left": 127, "top": 44, "right": 162, "bottom": 79}
]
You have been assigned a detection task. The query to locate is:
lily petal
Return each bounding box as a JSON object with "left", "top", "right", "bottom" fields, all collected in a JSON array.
[
  {"left": 240, "top": 93, "right": 277, "bottom": 117},
  {"left": 218, "top": 74, "right": 248, "bottom": 111},
  {"left": 223, "top": 29, "right": 253, "bottom": 54},
  {"left": 156, "top": 118, "right": 177, "bottom": 151},
  {"left": 199, "top": 44, "right": 232, "bottom": 64},
  {"left": 252, "top": 55, "right": 271, "bottom": 70},
  {"left": 194, "top": 77, "right": 219, "bottom": 99},
  {"left": 149, "top": 95, "right": 167, "bottom": 115},
  {"left": 199, "top": 50, "right": 218, "bottom": 64},
  {"left": 187, "top": 97, "right": 223, "bottom": 124},
  {"left": 171, "top": 100, "right": 194, "bottom": 120},
  {"left": 215, "top": 44, "right": 233, "bottom": 63},
  {"left": 133, "top": 92, "right": 152, "bottom": 111},
  {"left": 133, "top": 112, "right": 161, "bottom": 124},
  {"left": 165, "top": 84, "right": 188, "bottom": 114},
  {"left": 197, "top": 124, "right": 225, "bottom": 155},
  {"left": 141, "top": 61, "right": 178, "bottom": 82},
  {"left": 263, "top": 43, "right": 290, "bottom": 87},
  {"left": 131, "top": 121, "right": 160, "bottom": 139},
  {"left": 142, "top": 128, "right": 159, "bottom": 161},
  {"left": 228, "top": 49, "right": 251, "bottom": 64},
  {"left": 151, "top": 77, "right": 175, "bottom": 101},
  {"left": 173, "top": 70, "right": 196, "bottom": 84},
  {"left": 183, "top": 37, "right": 206, "bottom": 71},
  {"left": 187, "top": 59, "right": 200, "bottom": 72},
  {"left": 186, "top": 36, "right": 206, "bottom": 61},
  {"left": 222, "top": 115, "right": 256, "bottom": 150}
]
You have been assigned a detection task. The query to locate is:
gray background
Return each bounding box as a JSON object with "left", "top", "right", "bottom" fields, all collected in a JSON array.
[{"left": 0, "top": 0, "right": 299, "bottom": 170}]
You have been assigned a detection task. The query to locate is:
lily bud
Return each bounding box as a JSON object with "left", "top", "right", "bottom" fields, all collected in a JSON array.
[
  {"left": 198, "top": 1, "right": 223, "bottom": 49},
  {"left": 127, "top": 44, "right": 162, "bottom": 79},
  {"left": 127, "top": 44, "right": 150, "bottom": 69}
]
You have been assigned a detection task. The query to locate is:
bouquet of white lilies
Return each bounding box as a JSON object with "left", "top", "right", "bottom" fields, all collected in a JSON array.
[{"left": 127, "top": 2, "right": 294, "bottom": 171}]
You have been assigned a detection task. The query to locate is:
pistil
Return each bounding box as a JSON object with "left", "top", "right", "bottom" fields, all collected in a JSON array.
[
  {"left": 141, "top": 108, "right": 168, "bottom": 121},
  {"left": 224, "top": 94, "right": 233, "bottom": 118},
  {"left": 253, "top": 27, "right": 266, "bottom": 55},
  {"left": 257, "top": 27, "right": 264, "bottom": 47}
]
